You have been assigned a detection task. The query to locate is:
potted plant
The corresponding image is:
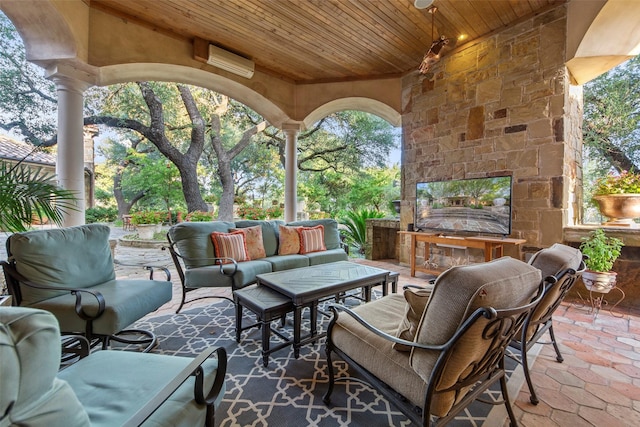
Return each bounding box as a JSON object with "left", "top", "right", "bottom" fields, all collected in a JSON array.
[
  {"left": 130, "top": 211, "right": 160, "bottom": 240},
  {"left": 592, "top": 170, "right": 640, "bottom": 226},
  {"left": 579, "top": 228, "right": 624, "bottom": 293}
]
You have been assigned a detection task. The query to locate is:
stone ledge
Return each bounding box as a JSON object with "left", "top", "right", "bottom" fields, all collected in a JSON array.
[{"left": 563, "top": 225, "right": 640, "bottom": 247}]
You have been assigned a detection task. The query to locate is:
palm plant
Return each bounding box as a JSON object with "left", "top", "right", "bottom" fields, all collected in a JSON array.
[
  {"left": 339, "top": 208, "right": 385, "bottom": 255},
  {"left": 0, "top": 159, "right": 77, "bottom": 232}
]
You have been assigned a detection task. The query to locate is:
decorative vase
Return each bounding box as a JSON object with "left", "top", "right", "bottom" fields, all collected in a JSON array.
[
  {"left": 136, "top": 224, "right": 156, "bottom": 240},
  {"left": 593, "top": 194, "right": 640, "bottom": 226},
  {"left": 582, "top": 270, "right": 617, "bottom": 293}
]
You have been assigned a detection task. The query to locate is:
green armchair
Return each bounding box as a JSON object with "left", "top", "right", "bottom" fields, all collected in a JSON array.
[
  {"left": 1, "top": 224, "right": 172, "bottom": 351},
  {"left": 0, "top": 306, "right": 226, "bottom": 426}
]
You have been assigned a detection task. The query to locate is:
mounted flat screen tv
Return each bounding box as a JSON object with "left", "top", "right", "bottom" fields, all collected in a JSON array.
[{"left": 415, "top": 175, "right": 513, "bottom": 236}]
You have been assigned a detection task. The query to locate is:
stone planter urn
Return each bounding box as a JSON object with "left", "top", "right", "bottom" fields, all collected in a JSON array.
[
  {"left": 582, "top": 270, "right": 617, "bottom": 293},
  {"left": 593, "top": 194, "right": 640, "bottom": 226},
  {"left": 136, "top": 224, "right": 157, "bottom": 240}
]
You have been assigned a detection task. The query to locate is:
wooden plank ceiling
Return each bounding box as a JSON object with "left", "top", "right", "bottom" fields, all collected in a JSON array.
[{"left": 90, "top": 0, "right": 561, "bottom": 83}]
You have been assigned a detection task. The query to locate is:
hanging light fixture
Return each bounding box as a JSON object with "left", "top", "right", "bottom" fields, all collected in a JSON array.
[{"left": 418, "top": 7, "right": 449, "bottom": 74}]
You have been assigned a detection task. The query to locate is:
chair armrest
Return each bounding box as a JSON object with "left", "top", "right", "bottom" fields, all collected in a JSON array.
[
  {"left": 60, "top": 335, "right": 91, "bottom": 368},
  {"left": 2, "top": 265, "right": 106, "bottom": 319},
  {"left": 162, "top": 244, "right": 238, "bottom": 277},
  {"left": 113, "top": 259, "right": 172, "bottom": 281},
  {"left": 123, "top": 346, "right": 227, "bottom": 427}
]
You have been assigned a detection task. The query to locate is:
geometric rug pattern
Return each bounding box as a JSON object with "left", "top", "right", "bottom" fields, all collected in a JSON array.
[{"left": 131, "top": 298, "right": 525, "bottom": 427}]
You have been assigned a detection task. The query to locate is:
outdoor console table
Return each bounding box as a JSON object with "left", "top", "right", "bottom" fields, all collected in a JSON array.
[
  {"left": 399, "top": 231, "right": 526, "bottom": 277},
  {"left": 256, "top": 261, "right": 390, "bottom": 360}
]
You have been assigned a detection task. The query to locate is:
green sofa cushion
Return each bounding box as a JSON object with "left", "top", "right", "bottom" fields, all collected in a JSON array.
[
  {"left": 263, "top": 254, "right": 310, "bottom": 271},
  {"left": 185, "top": 260, "right": 273, "bottom": 289},
  {"left": 58, "top": 349, "right": 224, "bottom": 427},
  {"left": 0, "top": 307, "right": 91, "bottom": 426},
  {"left": 28, "top": 279, "right": 172, "bottom": 336},
  {"left": 168, "top": 221, "right": 235, "bottom": 268},
  {"left": 8, "top": 224, "right": 116, "bottom": 305},
  {"left": 305, "top": 248, "right": 348, "bottom": 265}
]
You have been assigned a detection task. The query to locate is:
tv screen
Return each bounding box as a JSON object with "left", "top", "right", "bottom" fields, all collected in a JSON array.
[{"left": 415, "top": 175, "right": 513, "bottom": 236}]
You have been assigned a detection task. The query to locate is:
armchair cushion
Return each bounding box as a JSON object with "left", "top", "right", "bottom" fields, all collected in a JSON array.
[
  {"left": 524, "top": 243, "right": 583, "bottom": 341},
  {"left": 393, "top": 287, "right": 432, "bottom": 352},
  {"left": 57, "top": 350, "right": 223, "bottom": 427},
  {"left": 0, "top": 307, "right": 90, "bottom": 426},
  {"left": 330, "top": 293, "right": 427, "bottom": 407},
  {"left": 529, "top": 243, "right": 583, "bottom": 280},
  {"left": 29, "top": 279, "right": 172, "bottom": 336},
  {"left": 8, "top": 224, "right": 116, "bottom": 305}
]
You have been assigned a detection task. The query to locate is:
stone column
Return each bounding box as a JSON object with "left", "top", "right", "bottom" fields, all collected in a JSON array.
[
  {"left": 50, "top": 75, "right": 92, "bottom": 227},
  {"left": 283, "top": 123, "right": 301, "bottom": 222}
]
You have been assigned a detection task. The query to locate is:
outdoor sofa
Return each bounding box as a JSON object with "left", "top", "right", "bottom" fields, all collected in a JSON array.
[{"left": 166, "top": 218, "right": 348, "bottom": 312}]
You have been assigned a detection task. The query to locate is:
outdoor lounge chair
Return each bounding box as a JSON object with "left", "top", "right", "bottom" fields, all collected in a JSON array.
[
  {"left": 510, "top": 243, "right": 586, "bottom": 404},
  {"left": 1, "top": 224, "right": 172, "bottom": 351},
  {"left": 0, "top": 306, "right": 226, "bottom": 427},
  {"left": 323, "top": 257, "right": 544, "bottom": 426}
]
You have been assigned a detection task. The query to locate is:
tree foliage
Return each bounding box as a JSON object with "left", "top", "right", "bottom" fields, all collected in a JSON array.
[
  {"left": 583, "top": 55, "right": 640, "bottom": 175},
  {"left": 0, "top": 13, "right": 57, "bottom": 145}
]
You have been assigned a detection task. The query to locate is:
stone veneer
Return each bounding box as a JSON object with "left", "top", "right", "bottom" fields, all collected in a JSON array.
[{"left": 399, "top": 4, "right": 582, "bottom": 267}]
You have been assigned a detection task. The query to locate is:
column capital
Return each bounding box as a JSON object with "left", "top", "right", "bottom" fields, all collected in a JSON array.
[
  {"left": 46, "top": 61, "right": 96, "bottom": 92},
  {"left": 281, "top": 122, "right": 302, "bottom": 134}
]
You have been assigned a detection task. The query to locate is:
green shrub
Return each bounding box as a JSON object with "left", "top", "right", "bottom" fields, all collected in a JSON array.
[
  {"left": 130, "top": 211, "right": 161, "bottom": 225},
  {"left": 85, "top": 206, "right": 118, "bottom": 223},
  {"left": 339, "top": 209, "right": 385, "bottom": 255},
  {"left": 185, "top": 210, "right": 216, "bottom": 222}
]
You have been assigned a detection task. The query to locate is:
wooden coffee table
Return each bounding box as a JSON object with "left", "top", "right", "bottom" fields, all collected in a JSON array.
[{"left": 256, "top": 261, "right": 390, "bottom": 358}]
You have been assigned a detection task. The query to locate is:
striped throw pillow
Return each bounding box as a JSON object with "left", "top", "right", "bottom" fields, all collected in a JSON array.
[
  {"left": 297, "top": 225, "right": 326, "bottom": 254},
  {"left": 211, "top": 231, "right": 250, "bottom": 264}
]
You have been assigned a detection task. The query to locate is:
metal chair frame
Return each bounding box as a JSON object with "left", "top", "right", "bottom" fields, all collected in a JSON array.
[{"left": 324, "top": 282, "right": 545, "bottom": 427}]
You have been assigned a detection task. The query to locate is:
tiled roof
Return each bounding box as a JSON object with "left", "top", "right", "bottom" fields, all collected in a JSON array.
[{"left": 0, "top": 135, "right": 56, "bottom": 166}]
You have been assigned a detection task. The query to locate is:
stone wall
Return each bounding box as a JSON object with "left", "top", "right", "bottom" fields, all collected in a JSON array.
[
  {"left": 399, "top": 4, "right": 579, "bottom": 266},
  {"left": 365, "top": 218, "right": 400, "bottom": 260}
]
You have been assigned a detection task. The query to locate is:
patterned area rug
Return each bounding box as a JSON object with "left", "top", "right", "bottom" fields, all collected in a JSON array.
[{"left": 131, "top": 299, "right": 529, "bottom": 427}]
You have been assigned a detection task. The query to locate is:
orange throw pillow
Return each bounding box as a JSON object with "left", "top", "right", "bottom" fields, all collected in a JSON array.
[
  {"left": 230, "top": 225, "right": 266, "bottom": 260},
  {"left": 211, "top": 231, "right": 250, "bottom": 264},
  {"left": 278, "top": 225, "right": 301, "bottom": 255},
  {"left": 297, "top": 225, "right": 326, "bottom": 254}
]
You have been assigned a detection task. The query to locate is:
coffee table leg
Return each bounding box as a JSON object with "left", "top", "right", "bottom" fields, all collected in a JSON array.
[
  {"left": 261, "top": 317, "right": 270, "bottom": 367},
  {"left": 293, "top": 305, "right": 302, "bottom": 358},
  {"left": 310, "top": 302, "right": 318, "bottom": 340},
  {"left": 235, "top": 300, "right": 242, "bottom": 343}
]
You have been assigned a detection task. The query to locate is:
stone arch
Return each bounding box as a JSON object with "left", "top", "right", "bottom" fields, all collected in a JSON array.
[
  {"left": 97, "top": 63, "right": 291, "bottom": 128},
  {"left": 303, "top": 97, "right": 402, "bottom": 129},
  {"left": 1, "top": 2, "right": 81, "bottom": 63}
]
